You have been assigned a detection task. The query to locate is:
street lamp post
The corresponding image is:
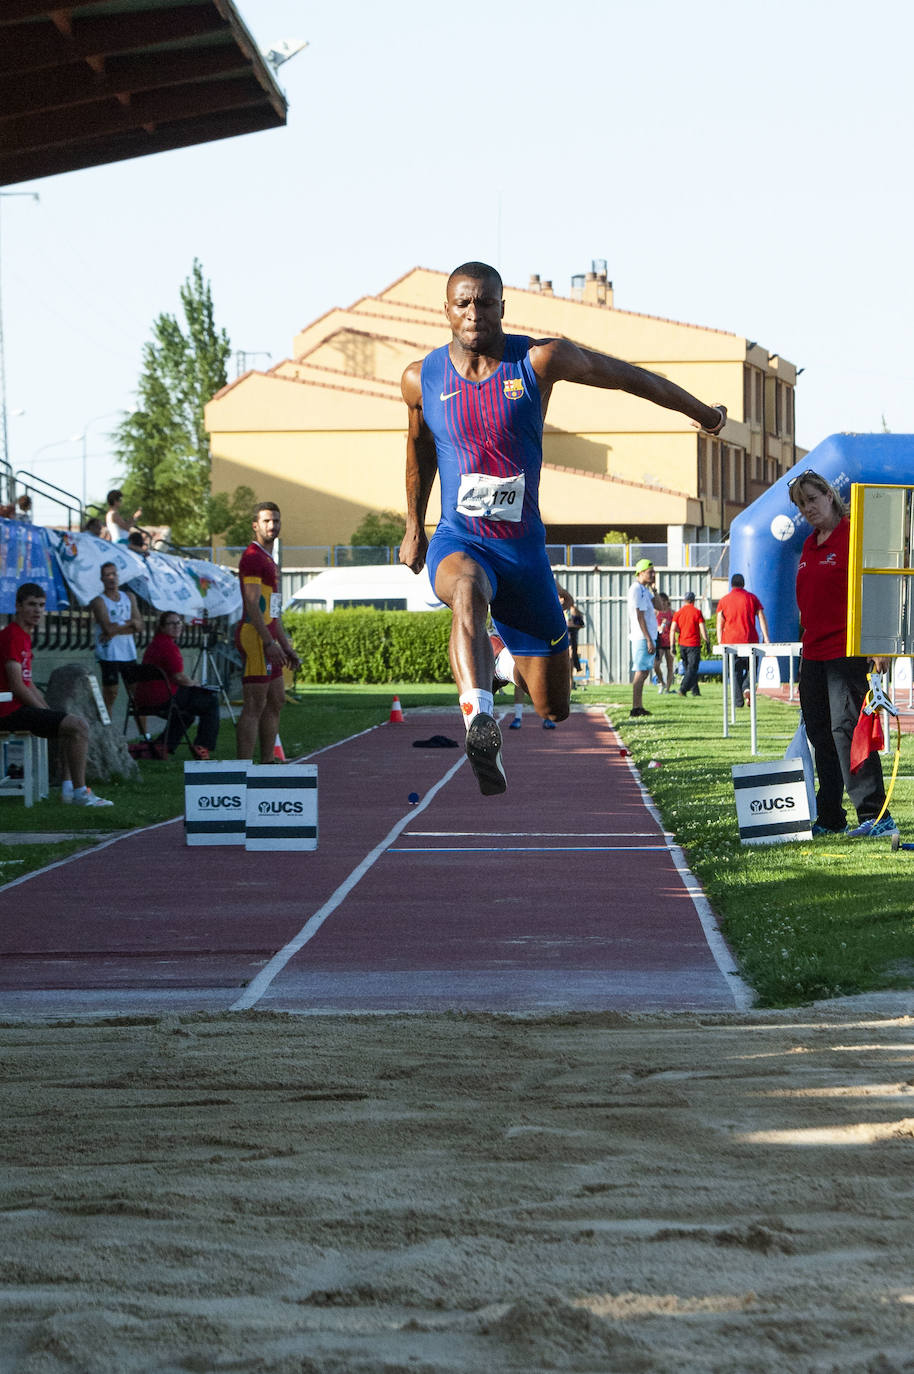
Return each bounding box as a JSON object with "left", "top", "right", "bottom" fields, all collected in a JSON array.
[
  {"left": 73, "top": 411, "right": 122, "bottom": 511},
  {"left": 0, "top": 191, "right": 40, "bottom": 499}
]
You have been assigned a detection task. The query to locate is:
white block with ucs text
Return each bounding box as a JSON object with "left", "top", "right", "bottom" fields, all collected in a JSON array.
[
  {"left": 732, "top": 757, "right": 812, "bottom": 845},
  {"left": 244, "top": 764, "right": 318, "bottom": 851},
  {"left": 184, "top": 761, "right": 247, "bottom": 846}
]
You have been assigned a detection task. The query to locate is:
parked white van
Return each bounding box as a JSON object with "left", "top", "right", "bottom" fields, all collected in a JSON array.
[{"left": 284, "top": 564, "right": 445, "bottom": 614}]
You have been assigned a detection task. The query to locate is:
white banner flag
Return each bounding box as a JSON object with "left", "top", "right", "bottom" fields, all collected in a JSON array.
[
  {"left": 52, "top": 532, "right": 146, "bottom": 606},
  {"left": 52, "top": 532, "right": 240, "bottom": 619}
]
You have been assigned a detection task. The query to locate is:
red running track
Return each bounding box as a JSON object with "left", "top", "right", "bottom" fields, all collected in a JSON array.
[{"left": 0, "top": 709, "right": 749, "bottom": 1018}]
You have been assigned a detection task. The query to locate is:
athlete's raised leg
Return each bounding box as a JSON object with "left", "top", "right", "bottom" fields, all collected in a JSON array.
[{"left": 513, "top": 652, "right": 571, "bottom": 724}]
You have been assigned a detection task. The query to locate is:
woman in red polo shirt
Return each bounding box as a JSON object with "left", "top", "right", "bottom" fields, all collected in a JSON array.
[
  {"left": 136, "top": 612, "right": 220, "bottom": 760},
  {"left": 792, "top": 471, "right": 894, "bottom": 838}
]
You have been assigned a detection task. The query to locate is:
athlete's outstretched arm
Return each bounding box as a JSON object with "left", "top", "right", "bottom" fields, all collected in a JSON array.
[
  {"left": 531, "top": 337, "right": 726, "bottom": 434},
  {"left": 400, "top": 361, "right": 439, "bottom": 575}
]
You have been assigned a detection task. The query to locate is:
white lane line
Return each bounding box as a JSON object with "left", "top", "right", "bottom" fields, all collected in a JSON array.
[
  {"left": 230, "top": 751, "right": 469, "bottom": 1011},
  {"left": 389, "top": 845, "right": 669, "bottom": 853},
  {"left": 607, "top": 719, "right": 755, "bottom": 1011},
  {"left": 405, "top": 830, "right": 666, "bottom": 838}
]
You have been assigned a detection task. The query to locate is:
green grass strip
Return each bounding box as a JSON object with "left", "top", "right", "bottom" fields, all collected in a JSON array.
[{"left": 603, "top": 680, "right": 914, "bottom": 1007}]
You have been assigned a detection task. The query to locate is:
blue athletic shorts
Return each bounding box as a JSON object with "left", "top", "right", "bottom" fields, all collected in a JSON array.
[
  {"left": 631, "top": 639, "right": 654, "bottom": 672},
  {"left": 427, "top": 530, "right": 568, "bottom": 657}
]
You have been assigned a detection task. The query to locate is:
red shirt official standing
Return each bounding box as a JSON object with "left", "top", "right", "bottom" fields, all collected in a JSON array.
[
  {"left": 716, "top": 574, "right": 770, "bottom": 708},
  {"left": 791, "top": 472, "right": 891, "bottom": 837},
  {"left": 672, "top": 601, "right": 706, "bottom": 647},
  {"left": 671, "top": 592, "right": 708, "bottom": 697}
]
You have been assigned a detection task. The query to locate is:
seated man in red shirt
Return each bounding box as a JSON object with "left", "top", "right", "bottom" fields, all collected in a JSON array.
[
  {"left": 135, "top": 612, "right": 220, "bottom": 759},
  {"left": 671, "top": 591, "right": 708, "bottom": 697},
  {"left": 0, "top": 581, "right": 112, "bottom": 806}
]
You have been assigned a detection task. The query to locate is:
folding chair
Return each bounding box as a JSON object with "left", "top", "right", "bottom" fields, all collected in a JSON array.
[
  {"left": 121, "top": 663, "right": 195, "bottom": 758},
  {"left": 0, "top": 732, "right": 50, "bottom": 807}
]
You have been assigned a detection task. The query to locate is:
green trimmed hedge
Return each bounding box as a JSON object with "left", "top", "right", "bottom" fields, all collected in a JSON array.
[{"left": 284, "top": 608, "right": 453, "bottom": 683}]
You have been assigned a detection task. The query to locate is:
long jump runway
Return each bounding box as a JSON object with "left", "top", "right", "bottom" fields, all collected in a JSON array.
[{"left": 0, "top": 709, "right": 750, "bottom": 1018}]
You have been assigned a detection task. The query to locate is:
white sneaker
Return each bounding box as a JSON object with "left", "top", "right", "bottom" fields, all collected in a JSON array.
[{"left": 72, "top": 789, "right": 114, "bottom": 808}]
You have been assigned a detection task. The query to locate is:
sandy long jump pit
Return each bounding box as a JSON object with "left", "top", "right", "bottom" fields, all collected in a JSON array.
[{"left": 2, "top": 1006, "right": 914, "bottom": 1372}]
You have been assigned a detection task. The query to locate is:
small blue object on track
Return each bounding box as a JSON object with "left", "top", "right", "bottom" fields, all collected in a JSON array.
[{"left": 408, "top": 791, "right": 420, "bottom": 805}]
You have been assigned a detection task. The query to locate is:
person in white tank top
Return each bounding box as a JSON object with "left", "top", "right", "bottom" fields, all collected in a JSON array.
[
  {"left": 105, "top": 488, "right": 142, "bottom": 545},
  {"left": 90, "top": 561, "right": 143, "bottom": 713}
]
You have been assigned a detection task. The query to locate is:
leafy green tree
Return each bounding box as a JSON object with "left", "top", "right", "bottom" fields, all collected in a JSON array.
[
  {"left": 113, "top": 259, "right": 236, "bottom": 545},
  {"left": 602, "top": 529, "right": 639, "bottom": 544},
  {"left": 350, "top": 509, "right": 407, "bottom": 547},
  {"left": 206, "top": 484, "right": 257, "bottom": 547}
]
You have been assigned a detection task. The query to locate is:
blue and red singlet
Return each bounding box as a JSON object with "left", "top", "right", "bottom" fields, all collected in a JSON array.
[
  {"left": 421, "top": 335, "right": 567, "bottom": 657},
  {"left": 421, "top": 334, "right": 545, "bottom": 543}
]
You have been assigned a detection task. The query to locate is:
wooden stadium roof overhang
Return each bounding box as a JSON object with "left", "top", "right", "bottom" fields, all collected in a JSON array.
[{"left": 0, "top": 1, "right": 288, "bottom": 187}]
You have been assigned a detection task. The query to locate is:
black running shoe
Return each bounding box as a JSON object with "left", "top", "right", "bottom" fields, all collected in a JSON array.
[{"left": 466, "top": 712, "right": 507, "bottom": 796}]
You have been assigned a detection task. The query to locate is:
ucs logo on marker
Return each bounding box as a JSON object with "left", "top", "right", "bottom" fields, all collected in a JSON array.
[
  {"left": 749, "top": 796, "right": 796, "bottom": 814},
  {"left": 257, "top": 799, "right": 304, "bottom": 815},
  {"left": 198, "top": 794, "right": 243, "bottom": 810}
]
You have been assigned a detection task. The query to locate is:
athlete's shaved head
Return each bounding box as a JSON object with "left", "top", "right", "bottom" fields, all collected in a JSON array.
[{"left": 447, "top": 261, "right": 503, "bottom": 295}]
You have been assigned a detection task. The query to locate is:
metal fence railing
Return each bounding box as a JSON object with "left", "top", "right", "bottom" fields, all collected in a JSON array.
[
  {"left": 551, "top": 566, "right": 715, "bottom": 685},
  {"left": 183, "top": 541, "right": 729, "bottom": 573},
  {"left": 25, "top": 566, "right": 720, "bottom": 686}
]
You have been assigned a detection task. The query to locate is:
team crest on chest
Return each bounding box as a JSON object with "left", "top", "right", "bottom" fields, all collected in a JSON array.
[{"left": 503, "top": 378, "right": 525, "bottom": 400}]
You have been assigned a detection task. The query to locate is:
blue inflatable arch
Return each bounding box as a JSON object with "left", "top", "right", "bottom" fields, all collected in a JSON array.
[{"left": 727, "top": 433, "right": 914, "bottom": 644}]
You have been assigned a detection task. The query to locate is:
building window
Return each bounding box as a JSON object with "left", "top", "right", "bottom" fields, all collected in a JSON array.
[
  {"left": 743, "top": 367, "right": 752, "bottom": 424},
  {"left": 711, "top": 441, "right": 721, "bottom": 499},
  {"left": 754, "top": 369, "right": 763, "bottom": 423}
]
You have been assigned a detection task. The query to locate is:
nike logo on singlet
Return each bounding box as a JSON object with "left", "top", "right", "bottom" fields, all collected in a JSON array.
[
  {"left": 439, "top": 389, "right": 461, "bottom": 401},
  {"left": 551, "top": 634, "right": 566, "bottom": 646}
]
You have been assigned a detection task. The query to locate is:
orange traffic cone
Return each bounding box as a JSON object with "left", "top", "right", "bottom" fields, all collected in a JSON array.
[
  {"left": 273, "top": 734, "right": 286, "bottom": 761},
  {"left": 389, "top": 695, "right": 404, "bottom": 723}
]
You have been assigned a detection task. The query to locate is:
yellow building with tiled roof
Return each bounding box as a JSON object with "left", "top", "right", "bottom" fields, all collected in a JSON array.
[{"left": 205, "top": 264, "right": 800, "bottom": 550}]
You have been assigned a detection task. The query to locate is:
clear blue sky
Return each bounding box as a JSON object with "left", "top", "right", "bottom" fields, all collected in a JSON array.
[{"left": 3, "top": 0, "right": 913, "bottom": 521}]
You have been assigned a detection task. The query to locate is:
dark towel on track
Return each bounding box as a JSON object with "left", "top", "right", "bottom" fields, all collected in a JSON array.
[{"left": 412, "top": 735, "right": 459, "bottom": 748}]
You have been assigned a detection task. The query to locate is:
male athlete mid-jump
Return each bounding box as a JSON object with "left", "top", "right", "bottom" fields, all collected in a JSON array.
[{"left": 399, "top": 260, "right": 726, "bottom": 796}]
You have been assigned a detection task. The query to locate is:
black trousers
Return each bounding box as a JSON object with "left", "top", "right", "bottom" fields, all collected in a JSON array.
[
  {"left": 165, "top": 686, "right": 220, "bottom": 753},
  {"left": 679, "top": 645, "right": 701, "bottom": 694},
  {"left": 798, "top": 656, "right": 886, "bottom": 829},
  {"left": 731, "top": 655, "right": 750, "bottom": 706}
]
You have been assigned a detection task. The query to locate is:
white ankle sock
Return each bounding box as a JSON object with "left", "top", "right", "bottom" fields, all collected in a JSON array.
[
  {"left": 513, "top": 702, "right": 524, "bottom": 721},
  {"left": 459, "top": 689, "right": 494, "bottom": 730},
  {"left": 493, "top": 645, "right": 516, "bottom": 687},
  {"left": 61, "top": 780, "right": 74, "bottom": 799}
]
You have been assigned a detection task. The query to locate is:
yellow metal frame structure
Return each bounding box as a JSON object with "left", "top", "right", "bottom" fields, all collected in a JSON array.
[{"left": 847, "top": 483, "right": 914, "bottom": 657}]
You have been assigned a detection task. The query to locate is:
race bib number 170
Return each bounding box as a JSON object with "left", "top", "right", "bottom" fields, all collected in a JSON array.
[{"left": 456, "top": 472, "right": 525, "bottom": 522}]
